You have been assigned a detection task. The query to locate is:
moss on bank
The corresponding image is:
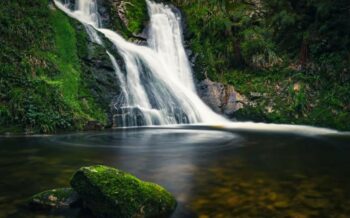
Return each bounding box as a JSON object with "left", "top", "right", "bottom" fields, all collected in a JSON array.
[{"left": 0, "top": 0, "right": 107, "bottom": 133}]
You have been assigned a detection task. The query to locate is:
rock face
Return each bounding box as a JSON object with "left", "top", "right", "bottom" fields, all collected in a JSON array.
[
  {"left": 71, "top": 165, "right": 177, "bottom": 218},
  {"left": 29, "top": 188, "right": 80, "bottom": 210},
  {"left": 75, "top": 22, "right": 122, "bottom": 127},
  {"left": 197, "top": 79, "right": 247, "bottom": 118}
]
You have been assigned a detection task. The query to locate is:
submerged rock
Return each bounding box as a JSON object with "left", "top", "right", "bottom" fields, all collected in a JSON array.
[
  {"left": 29, "top": 188, "right": 80, "bottom": 210},
  {"left": 71, "top": 165, "right": 177, "bottom": 218}
]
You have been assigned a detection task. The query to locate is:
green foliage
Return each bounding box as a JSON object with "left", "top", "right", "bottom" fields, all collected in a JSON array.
[
  {"left": 224, "top": 68, "right": 350, "bottom": 130},
  {"left": 264, "top": 0, "right": 350, "bottom": 64},
  {"left": 102, "top": 0, "right": 148, "bottom": 37},
  {"left": 165, "top": 0, "right": 280, "bottom": 80},
  {"left": 46, "top": 10, "right": 107, "bottom": 126},
  {"left": 125, "top": 0, "right": 149, "bottom": 34},
  {"left": 165, "top": 0, "right": 349, "bottom": 130},
  {"left": 0, "top": 0, "right": 107, "bottom": 133}
]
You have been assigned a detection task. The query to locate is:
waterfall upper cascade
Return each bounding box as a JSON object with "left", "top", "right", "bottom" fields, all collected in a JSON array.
[{"left": 54, "top": 0, "right": 227, "bottom": 127}]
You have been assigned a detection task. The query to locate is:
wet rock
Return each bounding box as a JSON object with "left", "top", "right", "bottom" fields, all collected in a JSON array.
[
  {"left": 84, "top": 121, "right": 104, "bottom": 131},
  {"left": 74, "top": 22, "right": 122, "bottom": 127},
  {"left": 71, "top": 165, "right": 177, "bottom": 218},
  {"left": 197, "top": 79, "right": 248, "bottom": 118},
  {"left": 29, "top": 188, "right": 80, "bottom": 210},
  {"left": 112, "top": 106, "right": 149, "bottom": 127}
]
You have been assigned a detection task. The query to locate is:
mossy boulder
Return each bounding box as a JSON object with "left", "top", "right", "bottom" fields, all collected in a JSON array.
[
  {"left": 29, "top": 188, "right": 80, "bottom": 210},
  {"left": 71, "top": 165, "right": 177, "bottom": 218}
]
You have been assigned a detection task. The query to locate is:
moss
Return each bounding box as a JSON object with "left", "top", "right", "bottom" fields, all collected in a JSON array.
[
  {"left": 45, "top": 10, "right": 107, "bottom": 127},
  {"left": 0, "top": 1, "right": 108, "bottom": 133},
  {"left": 29, "top": 188, "right": 79, "bottom": 210},
  {"left": 124, "top": 0, "right": 149, "bottom": 34},
  {"left": 102, "top": 0, "right": 149, "bottom": 38},
  {"left": 71, "top": 165, "right": 177, "bottom": 218}
]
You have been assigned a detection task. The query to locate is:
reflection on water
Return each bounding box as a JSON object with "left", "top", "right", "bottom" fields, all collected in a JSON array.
[{"left": 0, "top": 128, "right": 350, "bottom": 217}]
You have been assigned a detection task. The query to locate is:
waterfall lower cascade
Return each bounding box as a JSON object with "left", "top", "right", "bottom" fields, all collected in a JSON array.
[{"left": 54, "top": 0, "right": 227, "bottom": 127}]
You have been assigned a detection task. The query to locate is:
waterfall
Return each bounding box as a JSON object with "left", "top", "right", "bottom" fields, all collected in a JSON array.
[{"left": 54, "top": 0, "right": 227, "bottom": 127}]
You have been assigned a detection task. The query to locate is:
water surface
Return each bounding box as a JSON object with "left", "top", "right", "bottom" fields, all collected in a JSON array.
[{"left": 1, "top": 127, "right": 350, "bottom": 217}]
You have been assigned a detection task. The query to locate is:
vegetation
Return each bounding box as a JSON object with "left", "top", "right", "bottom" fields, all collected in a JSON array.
[
  {"left": 103, "top": 0, "right": 149, "bottom": 36},
  {"left": 165, "top": 0, "right": 350, "bottom": 130},
  {"left": 0, "top": 0, "right": 107, "bottom": 133},
  {"left": 124, "top": 0, "right": 149, "bottom": 34}
]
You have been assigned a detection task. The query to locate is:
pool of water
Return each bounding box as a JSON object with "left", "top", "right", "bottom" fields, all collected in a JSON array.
[{"left": 1, "top": 126, "right": 350, "bottom": 217}]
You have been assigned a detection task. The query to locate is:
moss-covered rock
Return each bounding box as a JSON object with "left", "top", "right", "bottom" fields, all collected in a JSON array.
[
  {"left": 71, "top": 165, "right": 177, "bottom": 218},
  {"left": 29, "top": 188, "right": 80, "bottom": 210}
]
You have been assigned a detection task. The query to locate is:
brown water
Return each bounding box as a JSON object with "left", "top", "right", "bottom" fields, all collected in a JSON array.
[{"left": 0, "top": 127, "right": 350, "bottom": 218}]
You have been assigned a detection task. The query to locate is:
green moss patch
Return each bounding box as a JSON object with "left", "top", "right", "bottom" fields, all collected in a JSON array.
[
  {"left": 0, "top": 1, "right": 107, "bottom": 133},
  {"left": 125, "top": 0, "right": 149, "bottom": 34},
  {"left": 71, "top": 165, "right": 177, "bottom": 218}
]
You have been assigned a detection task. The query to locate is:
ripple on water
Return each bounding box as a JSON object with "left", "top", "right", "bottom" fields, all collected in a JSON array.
[{"left": 47, "top": 129, "right": 242, "bottom": 155}]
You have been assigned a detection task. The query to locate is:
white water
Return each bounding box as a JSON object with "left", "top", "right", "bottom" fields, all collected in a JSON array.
[
  {"left": 53, "top": 0, "right": 340, "bottom": 135},
  {"left": 54, "top": 0, "right": 226, "bottom": 127}
]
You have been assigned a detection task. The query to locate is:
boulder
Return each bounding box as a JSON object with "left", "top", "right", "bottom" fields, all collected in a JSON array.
[
  {"left": 71, "top": 165, "right": 177, "bottom": 218},
  {"left": 29, "top": 188, "right": 80, "bottom": 210},
  {"left": 197, "top": 79, "right": 247, "bottom": 118}
]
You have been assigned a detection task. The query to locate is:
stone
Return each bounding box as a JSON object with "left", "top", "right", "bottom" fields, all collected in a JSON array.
[
  {"left": 197, "top": 79, "right": 247, "bottom": 118},
  {"left": 71, "top": 165, "right": 177, "bottom": 218},
  {"left": 84, "top": 120, "right": 104, "bottom": 131},
  {"left": 29, "top": 188, "right": 80, "bottom": 210}
]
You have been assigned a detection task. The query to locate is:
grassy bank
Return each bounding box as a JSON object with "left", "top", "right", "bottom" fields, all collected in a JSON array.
[{"left": 0, "top": 0, "right": 106, "bottom": 133}]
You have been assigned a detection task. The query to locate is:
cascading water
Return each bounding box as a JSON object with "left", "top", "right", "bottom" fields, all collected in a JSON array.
[
  {"left": 51, "top": 0, "right": 341, "bottom": 135},
  {"left": 54, "top": 0, "right": 227, "bottom": 127}
]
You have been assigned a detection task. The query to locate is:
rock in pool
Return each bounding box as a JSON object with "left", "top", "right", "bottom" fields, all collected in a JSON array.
[
  {"left": 28, "top": 187, "right": 80, "bottom": 210},
  {"left": 71, "top": 165, "right": 177, "bottom": 218}
]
